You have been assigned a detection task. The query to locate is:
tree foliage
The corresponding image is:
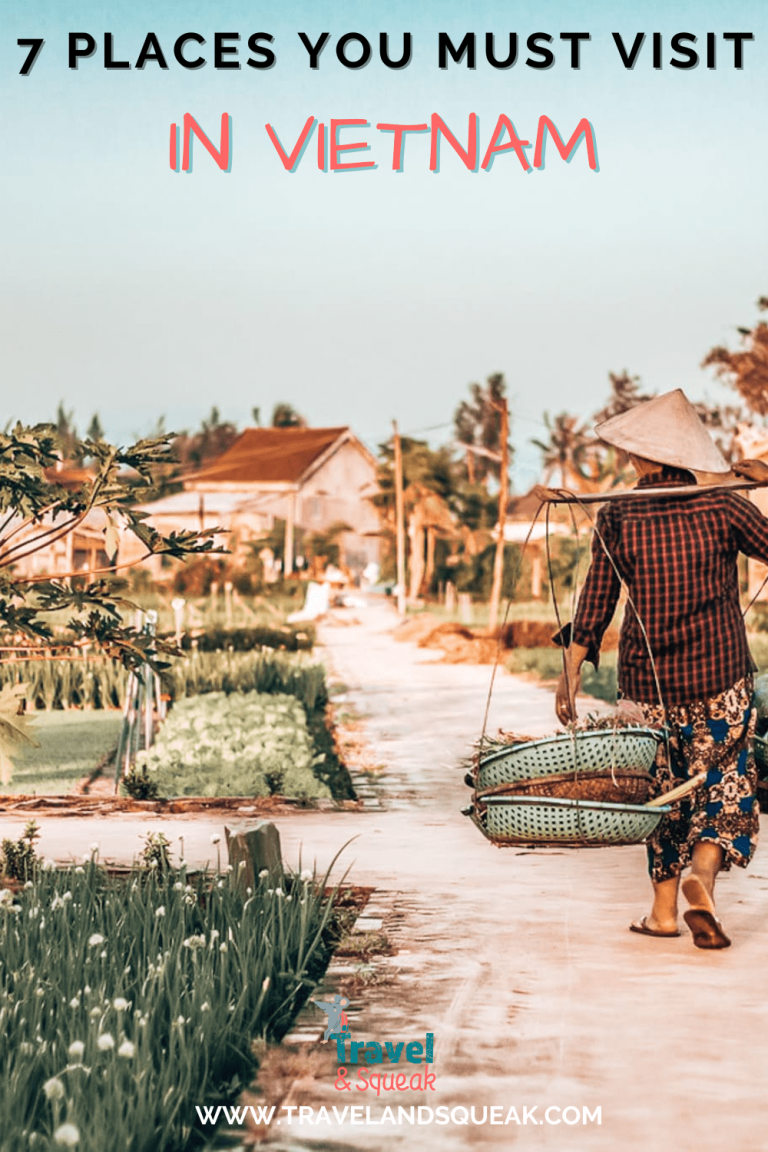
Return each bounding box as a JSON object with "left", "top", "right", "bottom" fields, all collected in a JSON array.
[
  {"left": 271, "top": 403, "right": 307, "bottom": 428},
  {"left": 0, "top": 424, "right": 222, "bottom": 670},
  {"left": 172, "top": 406, "right": 240, "bottom": 470},
  {"left": 702, "top": 296, "right": 768, "bottom": 416}
]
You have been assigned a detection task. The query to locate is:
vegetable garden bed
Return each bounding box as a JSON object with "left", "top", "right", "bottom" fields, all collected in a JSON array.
[
  {"left": 133, "top": 692, "right": 330, "bottom": 801},
  {"left": 0, "top": 650, "right": 355, "bottom": 804},
  {"left": 0, "top": 853, "right": 363, "bottom": 1151}
]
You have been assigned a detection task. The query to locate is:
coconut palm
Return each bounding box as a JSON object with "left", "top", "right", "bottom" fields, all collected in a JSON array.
[
  {"left": 453, "top": 373, "right": 513, "bottom": 488},
  {"left": 531, "top": 412, "right": 593, "bottom": 489}
]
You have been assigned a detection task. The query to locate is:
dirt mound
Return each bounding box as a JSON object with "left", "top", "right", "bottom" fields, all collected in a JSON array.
[
  {"left": 500, "top": 620, "right": 557, "bottom": 648},
  {"left": 393, "top": 613, "right": 619, "bottom": 664},
  {"left": 414, "top": 622, "right": 497, "bottom": 664},
  {"left": 500, "top": 620, "right": 620, "bottom": 651},
  {"left": 417, "top": 621, "right": 475, "bottom": 646},
  {"left": 392, "top": 615, "right": 445, "bottom": 643}
]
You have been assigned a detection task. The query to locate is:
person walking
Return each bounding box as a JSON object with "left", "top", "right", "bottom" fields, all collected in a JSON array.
[{"left": 555, "top": 389, "right": 768, "bottom": 949}]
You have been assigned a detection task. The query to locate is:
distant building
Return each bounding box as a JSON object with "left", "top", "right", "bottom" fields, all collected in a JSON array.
[
  {"left": 6, "top": 464, "right": 112, "bottom": 580},
  {"left": 503, "top": 488, "right": 570, "bottom": 598},
  {"left": 131, "top": 426, "right": 382, "bottom": 577}
]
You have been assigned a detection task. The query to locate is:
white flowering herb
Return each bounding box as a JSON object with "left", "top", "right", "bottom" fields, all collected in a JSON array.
[
  {"left": 43, "top": 1077, "right": 65, "bottom": 1101},
  {"left": 53, "top": 1124, "right": 80, "bottom": 1147}
]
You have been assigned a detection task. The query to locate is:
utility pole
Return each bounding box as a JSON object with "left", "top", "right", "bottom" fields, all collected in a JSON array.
[
  {"left": 488, "top": 398, "right": 509, "bottom": 633},
  {"left": 392, "top": 421, "right": 406, "bottom": 616}
]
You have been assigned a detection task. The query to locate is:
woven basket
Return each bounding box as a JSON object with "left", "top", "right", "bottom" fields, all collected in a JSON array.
[
  {"left": 478, "top": 769, "right": 652, "bottom": 806},
  {"left": 483, "top": 795, "right": 669, "bottom": 846},
  {"left": 476, "top": 727, "right": 661, "bottom": 790}
]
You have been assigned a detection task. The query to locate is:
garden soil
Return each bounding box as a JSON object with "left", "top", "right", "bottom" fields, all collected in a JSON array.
[{"left": 0, "top": 600, "right": 765, "bottom": 1151}]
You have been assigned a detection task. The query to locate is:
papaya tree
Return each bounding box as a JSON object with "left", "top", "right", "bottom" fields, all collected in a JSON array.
[{"left": 0, "top": 422, "right": 221, "bottom": 671}]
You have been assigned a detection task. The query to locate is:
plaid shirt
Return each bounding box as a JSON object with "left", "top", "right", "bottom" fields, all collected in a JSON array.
[{"left": 571, "top": 477, "right": 768, "bottom": 705}]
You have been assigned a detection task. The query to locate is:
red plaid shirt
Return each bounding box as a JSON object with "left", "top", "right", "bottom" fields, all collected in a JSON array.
[{"left": 571, "top": 478, "right": 768, "bottom": 704}]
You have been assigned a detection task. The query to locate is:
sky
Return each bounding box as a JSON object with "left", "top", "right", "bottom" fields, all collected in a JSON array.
[{"left": 2, "top": 0, "right": 767, "bottom": 487}]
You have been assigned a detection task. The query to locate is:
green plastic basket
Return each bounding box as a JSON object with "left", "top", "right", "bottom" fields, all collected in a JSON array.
[
  {"left": 477, "top": 727, "right": 661, "bottom": 790},
  {"left": 483, "top": 795, "right": 670, "bottom": 846}
]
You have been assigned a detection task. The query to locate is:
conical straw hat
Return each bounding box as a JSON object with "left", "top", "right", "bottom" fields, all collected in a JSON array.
[{"left": 594, "top": 389, "right": 729, "bottom": 480}]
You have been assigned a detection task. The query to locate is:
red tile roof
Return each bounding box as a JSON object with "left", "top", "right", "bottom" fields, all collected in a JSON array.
[{"left": 187, "top": 427, "right": 350, "bottom": 485}]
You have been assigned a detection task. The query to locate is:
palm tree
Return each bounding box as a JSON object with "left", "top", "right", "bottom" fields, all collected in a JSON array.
[
  {"left": 453, "top": 373, "right": 513, "bottom": 489},
  {"left": 54, "top": 402, "right": 79, "bottom": 461},
  {"left": 531, "top": 412, "right": 592, "bottom": 489},
  {"left": 592, "top": 370, "right": 649, "bottom": 424},
  {"left": 85, "top": 413, "right": 105, "bottom": 443}
]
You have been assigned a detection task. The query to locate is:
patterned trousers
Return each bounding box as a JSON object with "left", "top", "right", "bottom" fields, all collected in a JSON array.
[{"left": 638, "top": 676, "right": 759, "bottom": 883}]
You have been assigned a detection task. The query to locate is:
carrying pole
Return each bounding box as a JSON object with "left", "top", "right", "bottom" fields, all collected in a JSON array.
[{"left": 393, "top": 420, "right": 406, "bottom": 616}]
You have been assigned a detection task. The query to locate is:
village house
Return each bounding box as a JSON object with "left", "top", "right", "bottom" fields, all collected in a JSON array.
[
  {"left": 128, "top": 426, "right": 382, "bottom": 579},
  {"left": 503, "top": 488, "right": 570, "bottom": 599},
  {"left": 6, "top": 464, "right": 113, "bottom": 580}
]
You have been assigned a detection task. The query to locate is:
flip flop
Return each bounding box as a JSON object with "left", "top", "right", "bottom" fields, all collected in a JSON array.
[
  {"left": 681, "top": 875, "right": 732, "bottom": 949},
  {"left": 629, "top": 916, "right": 680, "bottom": 938},
  {"left": 683, "top": 908, "right": 731, "bottom": 950}
]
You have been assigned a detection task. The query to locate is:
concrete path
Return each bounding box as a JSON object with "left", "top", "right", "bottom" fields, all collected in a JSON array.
[
  {"left": 3, "top": 603, "right": 767, "bottom": 1151},
  {"left": 266, "top": 603, "right": 768, "bottom": 1152}
]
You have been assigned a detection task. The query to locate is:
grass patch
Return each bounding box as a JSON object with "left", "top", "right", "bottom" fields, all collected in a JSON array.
[
  {"left": 749, "top": 634, "right": 768, "bottom": 673},
  {"left": 408, "top": 600, "right": 560, "bottom": 630},
  {"left": 333, "top": 931, "right": 397, "bottom": 962},
  {"left": 505, "top": 647, "right": 564, "bottom": 680},
  {"left": 7, "top": 712, "right": 122, "bottom": 795},
  {"left": 505, "top": 647, "right": 618, "bottom": 703}
]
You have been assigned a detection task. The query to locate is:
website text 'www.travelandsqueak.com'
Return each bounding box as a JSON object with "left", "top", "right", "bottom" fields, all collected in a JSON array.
[{"left": 195, "top": 1104, "right": 602, "bottom": 1127}]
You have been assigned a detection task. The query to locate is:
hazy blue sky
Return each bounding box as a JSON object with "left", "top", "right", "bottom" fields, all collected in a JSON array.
[{"left": 2, "top": 0, "right": 767, "bottom": 486}]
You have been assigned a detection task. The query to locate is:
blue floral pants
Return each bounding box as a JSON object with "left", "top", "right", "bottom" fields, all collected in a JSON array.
[{"left": 639, "top": 677, "right": 759, "bottom": 883}]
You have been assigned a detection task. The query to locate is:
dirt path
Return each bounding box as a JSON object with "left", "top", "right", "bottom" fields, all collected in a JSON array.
[{"left": 264, "top": 602, "right": 768, "bottom": 1152}]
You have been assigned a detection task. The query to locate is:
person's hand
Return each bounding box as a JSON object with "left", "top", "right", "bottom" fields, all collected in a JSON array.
[
  {"left": 733, "top": 459, "right": 768, "bottom": 486},
  {"left": 555, "top": 668, "right": 580, "bottom": 726}
]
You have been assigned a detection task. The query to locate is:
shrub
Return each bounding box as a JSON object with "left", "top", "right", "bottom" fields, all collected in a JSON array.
[
  {"left": 123, "top": 763, "right": 160, "bottom": 801},
  {"left": 1, "top": 820, "right": 41, "bottom": 880},
  {"left": 173, "top": 624, "right": 315, "bottom": 653}
]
